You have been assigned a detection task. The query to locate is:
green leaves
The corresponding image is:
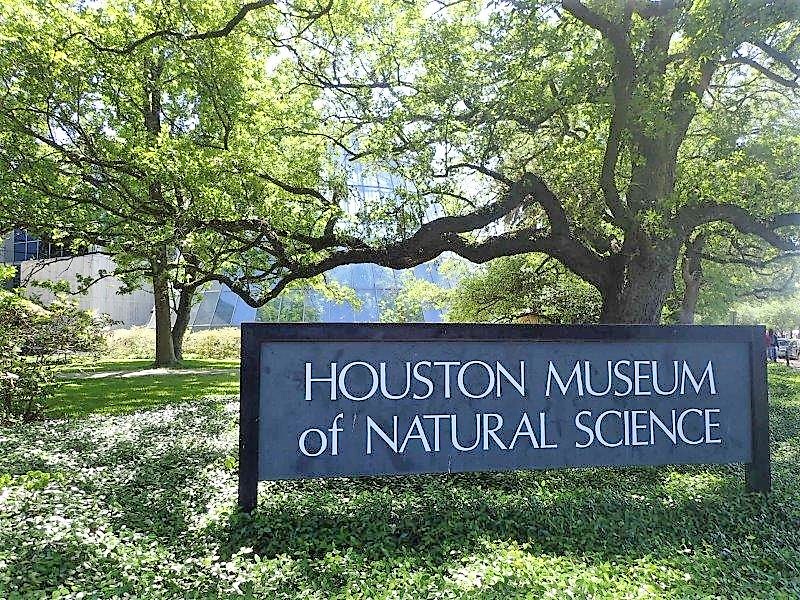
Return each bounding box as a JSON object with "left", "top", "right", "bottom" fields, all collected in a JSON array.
[
  {"left": 445, "top": 254, "right": 602, "bottom": 324},
  {"left": 3, "top": 368, "right": 800, "bottom": 597},
  {"left": 0, "top": 285, "right": 107, "bottom": 423}
]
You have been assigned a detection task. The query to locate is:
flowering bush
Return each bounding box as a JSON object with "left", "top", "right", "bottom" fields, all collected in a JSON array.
[
  {"left": 105, "top": 327, "right": 241, "bottom": 361},
  {"left": 105, "top": 326, "right": 156, "bottom": 359}
]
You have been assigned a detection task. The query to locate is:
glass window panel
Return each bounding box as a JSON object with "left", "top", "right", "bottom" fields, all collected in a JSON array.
[
  {"left": 232, "top": 298, "right": 256, "bottom": 324},
  {"left": 278, "top": 291, "right": 306, "bottom": 322},
  {"left": 349, "top": 263, "right": 373, "bottom": 288},
  {"left": 360, "top": 172, "right": 379, "bottom": 188},
  {"left": 322, "top": 300, "right": 354, "bottom": 322},
  {"left": 255, "top": 300, "right": 279, "bottom": 322},
  {"left": 372, "top": 265, "right": 397, "bottom": 288},
  {"left": 376, "top": 172, "right": 395, "bottom": 189},
  {"left": 27, "top": 242, "right": 39, "bottom": 258},
  {"left": 328, "top": 265, "right": 353, "bottom": 287},
  {"left": 423, "top": 308, "right": 443, "bottom": 323},
  {"left": 212, "top": 295, "right": 236, "bottom": 325},
  {"left": 361, "top": 187, "right": 381, "bottom": 203},
  {"left": 192, "top": 291, "right": 219, "bottom": 327},
  {"left": 303, "top": 293, "right": 324, "bottom": 323},
  {"left": 353, "top": 290, "right": 378, "bottom": 322}
]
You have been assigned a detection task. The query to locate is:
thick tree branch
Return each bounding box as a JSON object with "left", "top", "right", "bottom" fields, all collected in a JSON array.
[
  {"left": 721, "top": 55, "right": 799, "bottom": 88},
  {"left": 754, "top": 41, "right": 800, "bottom": 76},
  {"left": 675, "top": 203, "right": 800, "bottom": 251},
  {"left": 75, "top": 1, "right": 279, "bottom": 55},
  {"left": 195, "top": 173, "right": 608, "bottom": 306}
]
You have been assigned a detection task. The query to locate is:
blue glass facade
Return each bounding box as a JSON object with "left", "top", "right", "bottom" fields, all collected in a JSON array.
[
  {"left": 189, "top": 261, "right": 451, "bottom": 328},
  {"left": 11, "top": 229, "right": 69, "bottom": 263}
]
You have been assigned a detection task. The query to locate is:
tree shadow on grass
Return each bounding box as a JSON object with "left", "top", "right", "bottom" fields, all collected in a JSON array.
[
  {"left": 5, "top": 395, "right": 800, "bottom": 597},
  {"left": 204, "top": 464, "right": 799, "bottom": 594},
  {"left": 203, "top": 393, "right": 800, "bottom": 595}
]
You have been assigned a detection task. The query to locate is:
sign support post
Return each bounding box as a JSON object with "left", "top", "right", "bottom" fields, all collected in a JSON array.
[
  {"left": 238, "top": 326, "right": 260, "bottom": 513},
  {"left": 746, "top": 327, "right": 771, "bottom": 493}
]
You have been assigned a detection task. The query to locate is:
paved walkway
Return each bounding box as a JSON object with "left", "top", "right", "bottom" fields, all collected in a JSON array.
[
  {"left": 770, "top": 357, "right": 800, "bottom": 370},
  {"left": 61, "top": 368, "right": 237, "bottom": 380}
]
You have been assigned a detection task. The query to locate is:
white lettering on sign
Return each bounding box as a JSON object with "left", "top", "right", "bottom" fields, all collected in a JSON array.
[
  {"left": 365, "top": 412, "right": 557, "bottom": 455},
  {"left": 546, "top": 360, "right": 717, "bottom": 397},
  {"left": 305, "top": 360, "right": 526, "bottom": 401},
  {"left": 574, "top": 407, "right": 723, "bottom": 448},
  {"left": 298, "top": 355, "right": 730, "bottom": 461}
]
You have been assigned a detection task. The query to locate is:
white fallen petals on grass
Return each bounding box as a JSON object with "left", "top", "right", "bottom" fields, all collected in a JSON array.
[{"left": 2, "top": 371, "right": 800, "bottom": 599}]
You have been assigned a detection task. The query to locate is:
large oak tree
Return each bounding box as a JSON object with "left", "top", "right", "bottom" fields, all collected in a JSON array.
[
  {"left": 4, "top": 0, "right": 800, "bottom": 351},
  {"left": 199, "top": 0, "right": 800, "bottom": 324}
]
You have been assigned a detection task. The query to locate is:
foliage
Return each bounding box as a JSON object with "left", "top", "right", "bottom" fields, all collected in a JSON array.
[
  {"left": 662, "top": 225, "right": 800, "bottom": 325},
  {"left": 0, "top": 287, "right": 107, "bottom": 423},
  {"left": 2, "top": 366, "right": 800, "bottom": 597},
  {"left": 188, "top": 0, "right": 800, "bottom": 325},
  {"left": 107, "top": 327, "right": 241, "bottom": 360},
  {"left": 0, "top": 0, "right": 333, "bottom": 364},
  {"left": 255, "top": 289, "right": 317, "bottom": 323},
  {"left": 105, "top": 327, "right": 156, "bottom": 360},
  {"left": 379, "top": 273, "right": 449, "bottom": 323},
  {"left": 4, "top": 0, "right": 800, "bottom": 329},
  {"left": 735, "top": 297, "right": 800, "bottom": 334},
  {"left": 182, "top": 328, "right": 241, "bottom": 361},
  {"left": 446, "top": 255, "right": 602, "bottom": 324}
]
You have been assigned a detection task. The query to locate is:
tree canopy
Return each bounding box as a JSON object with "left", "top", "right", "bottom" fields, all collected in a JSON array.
[
  {"left": 3, "top": 0, "right": 800, "bottom": 342},
  {"left": 0, "top": 0, "right": 336, "bottom": 364},
  {"left": 222, "top": 0, "right": 800, "bottom": 324}
]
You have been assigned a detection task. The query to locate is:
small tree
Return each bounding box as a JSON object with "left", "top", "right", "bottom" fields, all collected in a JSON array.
[{"left": 0, "top": 0, "right": 334, "bottom": 366}]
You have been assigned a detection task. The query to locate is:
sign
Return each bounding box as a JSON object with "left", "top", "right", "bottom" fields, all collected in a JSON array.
[{"left": 238, "top": 324, "right": 769, "bottom": 511}]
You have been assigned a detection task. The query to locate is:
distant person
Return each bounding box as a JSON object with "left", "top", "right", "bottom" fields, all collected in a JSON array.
[
  {"left": 765, "top": 330, "right": 771, "bottom": 360},
  {"left": 768, "top": 328, "right": 778, "bottom": 362}
]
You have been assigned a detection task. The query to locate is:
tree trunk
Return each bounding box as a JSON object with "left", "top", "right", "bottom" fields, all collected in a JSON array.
[
  {"left": 679, "top": 234, "right": 705, "bottom": 324},
  {"left": 152, "top": 259, "right": 178, "bottom": 368},
  {"left": 171, "top": 287, "right": 194, "bottom": 361},
  {"left": 143, "top": 61, "right": 178, "bottom": 367},
  {"left": 599, "top": 245, "right": 679, "bottom": 324}
]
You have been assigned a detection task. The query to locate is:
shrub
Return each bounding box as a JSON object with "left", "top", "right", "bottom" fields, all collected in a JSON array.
[
  {"left": 103, "top": 327, "right": 241, "bottom": 361},
  {"left": 183, "top": 328, "right": 240, "bottom": 360},
  {"left": 0, "top": 287, "right": 107, "bottom": 422},
  {"left": 105, "top": 327, "right": 155, "bottom": 360}
]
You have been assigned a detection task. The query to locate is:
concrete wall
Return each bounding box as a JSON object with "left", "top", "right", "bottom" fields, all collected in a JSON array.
[
  {"left": 20, "top": 254, "right": 153, "bottom": 328},
  {"left": 1, "top": 233, "right": 13, "bottom": 264}
]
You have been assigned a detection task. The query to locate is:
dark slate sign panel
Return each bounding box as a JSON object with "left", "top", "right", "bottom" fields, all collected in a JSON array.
[{"left": 238, "top": 324, "right": 769, "bottom": 510}]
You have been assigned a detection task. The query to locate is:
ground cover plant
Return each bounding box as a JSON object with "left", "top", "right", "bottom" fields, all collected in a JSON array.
[{"left": 1, "top": 365, "right": 799, "bottom": 598}]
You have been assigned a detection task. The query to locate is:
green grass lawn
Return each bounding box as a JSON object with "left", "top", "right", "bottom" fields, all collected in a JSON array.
[
  {"left": 49, "top": 358, "right": 239, "bottom": 418},
  {"left": 1, "top": 364, "right": 799, "bottom": 598}
]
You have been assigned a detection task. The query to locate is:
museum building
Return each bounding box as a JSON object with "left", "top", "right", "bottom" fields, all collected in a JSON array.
[{"left": 1, "top": 169, "right": 451, "bottom": 327}]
